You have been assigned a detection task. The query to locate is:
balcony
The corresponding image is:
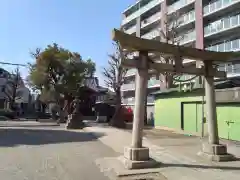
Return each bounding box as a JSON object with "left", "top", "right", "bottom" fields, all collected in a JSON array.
[
  {"left": 179, "top": 30, "right": 196, "bottom": 45},
  {"left": 122, "top": 0, "right": 163, "bottom": 26},
  {"left": 174, "top": 74, "right": 197, "bottom": 85},
  {"left": 204, "top": 0, "right": 240, "bottom": 17},
  {"left": 125, "top": 11, "right": 161, "bottom": 35},
  {"left": 206, "top": 38, "right": 240, "bottom": 52},
  {"left": 142, "top": 29, "right": 160, "bottom": 39},
  {"left": 178, "top": 10, "right": 195, "bottom": 27},
  {"left": 125, "top": 25, "right": 136, "bottom": 35},
  {"left": 204, "top": 13, "right": 240, "bottom": 38},
  {"left": 122, "top": 96, "right": 154, "bottom": 105},
  {"left": 125, "top": 69, "right": 137, "bottom": 77},
  {"left": 168, "top": 0, "right": 195, "bottom": 14},
  {"left": 206, "top": 38, "right": 240, "bottom": 77},
  {"left": 121, "top": 78, "right": 160, "bottom": 91},
  {"left": 142, "top": 12, "right": 161, "bottom": 28}
]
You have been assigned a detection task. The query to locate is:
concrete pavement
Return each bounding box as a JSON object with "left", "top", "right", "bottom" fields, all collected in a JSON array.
[
  {"left": 84, "top": 123, "right": 240, "bottom": 180},
  {"left": 0, "top": 121, "right": 118, "bottom": 180}
]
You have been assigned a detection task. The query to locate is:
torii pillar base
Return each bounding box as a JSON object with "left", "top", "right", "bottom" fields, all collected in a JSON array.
[
  {"left": 198, "top": 143, "right": 235, "bottom": 162},
  {"left": 119, "top": 147, "right": 158, "bottom": 170}
]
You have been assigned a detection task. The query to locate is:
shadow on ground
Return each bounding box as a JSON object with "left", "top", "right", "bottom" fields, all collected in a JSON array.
[
  {"left": 161, "top": 162, "right": 240, "bottom": 171},
  {"left": 0, "top": 124, "right": 60, "bottom": 128},
  {"left": 0, "top": 128, "right": 105, "bottom": 147}
]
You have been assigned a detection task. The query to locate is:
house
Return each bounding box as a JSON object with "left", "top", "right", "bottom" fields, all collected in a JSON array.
[
  {"left": 0, "top": 67, "right": 31, "bottom": 111},
  {"left": 96, "top": 87, "right": 116, "bottom": 104},
  {"left": 0, "top": 68, "right": 14, "bottom": 108}
]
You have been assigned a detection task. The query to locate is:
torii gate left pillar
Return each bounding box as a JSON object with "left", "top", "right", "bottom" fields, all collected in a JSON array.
[{"left": 120, "top": 51, "right": 158, "bottom": 169}]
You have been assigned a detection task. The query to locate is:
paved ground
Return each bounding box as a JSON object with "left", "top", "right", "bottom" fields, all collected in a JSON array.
[
  {"left": 143, "top": 128, "right": 240, "bottom": 165},
  {"left": 84, "top": 123, "right": 240, "bottom": 180},
  {"left": 0, "top": 121, "right": 119, "bottom": 180}
]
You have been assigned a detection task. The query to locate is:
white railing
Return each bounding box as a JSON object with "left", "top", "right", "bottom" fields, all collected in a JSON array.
[
  {"left": 204, "top": 13, "right": 240, "bottom": 37},
  {"left": 206, "top": 39, "right": 240, "bottom": 53},
  {"left": 141, "top": 12, "right": 161, "bottom": 28},
  {"left": 178, "top": 10, "right": 195, "bottom": 27},
  {"left": 125, "top": 25, "right": 136, "bottom": 35},
  {"left": 168, "top": 0, "right": 195, "bottom": 14},
  {"left": 121, "top": 79, "right": 160, "bottom": 91},
  {"left": 179, "top": 30, "right": 196, "bottom": 45},
  {"left": 125, "top": 11, "right": 161, "bottom": 35},
  {"left": 121, "top": 83, "right": 135, "bottom": 91},
  {"left": 142, "top": 29, "right": 160, "bottom": 39},
  {"left": 125, "top": 69, "right": 136, "bottom": 77},
  {"left": 122, "top": 0, "right": 163, "bottom": 25},
  {"left": 204, "top": 0, "right": 240, "bottom": 16}
]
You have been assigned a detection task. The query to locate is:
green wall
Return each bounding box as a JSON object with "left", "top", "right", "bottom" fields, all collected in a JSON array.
[
  {"left": 154, "top": 93, "right": 240, "bottom": 141},
  {"left": 154, "top": 95, "right": 201, "bottom": 130},
  {"left": 217, "top": 104, "right": 240, "bottom": 141}
]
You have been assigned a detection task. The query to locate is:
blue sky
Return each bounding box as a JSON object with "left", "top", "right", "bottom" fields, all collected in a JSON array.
[{"left": 0, "top": 0, "right": 135, "bottom": 85}]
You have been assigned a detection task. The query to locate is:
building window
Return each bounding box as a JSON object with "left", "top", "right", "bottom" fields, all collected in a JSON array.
[
  {"left": 225, "top": 41, "right": 231, "bottom": 51},
  {"left": 227, "top": 64, "right": 233, "bottom": 73},
  {"left": 218, "top": 44, "right": 224, "bottom": 52},
  {"left": 212, "top": 45, "right": 218, "bottom": 51},
  {"left": 216, "top": 0, "right": 222, "bottom": 9},
  {"left": 230, "top": 15, "right": 238, "bottom": 26},
  {"left": 233, "top": 64, "right": 240, "bottom": 73},
  {"left": 203, "top": 5, "right": 209, "bottom": 14},
  {"left": 232, "top": 39, "right": 239, "bottom": 50},
  {"left": 210, "top": 2, "right": 215, "bottom": 12},
  {"left": 189, "top": 11, "right": 194, "bottom": 21},
  {"left": 223, "top": 0, "right": 230, "bottom": 6},
  {"left": 216, "top": 20, "right": 224, "bottom": 31},
  {"left": 218, "top": 64, "right": 225, "bottom": 71},
  {"left": 223, "top": 18, "right": 230, "bottom": 29}
]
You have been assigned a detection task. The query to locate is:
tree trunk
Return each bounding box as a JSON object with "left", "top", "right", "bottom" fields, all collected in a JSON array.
[
  {"left": 57, "top": 98, "right": 66, "bottom": 123},
  {"left": 109, "top": 88, "right": 126, "bottom": 128}
]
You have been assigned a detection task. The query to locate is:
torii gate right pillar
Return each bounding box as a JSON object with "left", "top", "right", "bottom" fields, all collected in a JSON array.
[{"left": 199, "top": 61, "right": 235, "bottom": 161}]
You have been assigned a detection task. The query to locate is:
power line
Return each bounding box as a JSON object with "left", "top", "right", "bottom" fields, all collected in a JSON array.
[{"left": 0, "top": 61, "right": 28, "bottom": 67}]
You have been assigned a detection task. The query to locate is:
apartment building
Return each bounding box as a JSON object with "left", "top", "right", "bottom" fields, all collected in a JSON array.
[{"left": 121, "top": 0, "right": 240, "bottom": 107}]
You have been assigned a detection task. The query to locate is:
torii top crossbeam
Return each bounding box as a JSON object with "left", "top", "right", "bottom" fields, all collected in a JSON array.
[{"left": 112, "top": 29, "right": 240, "bottom": 62}]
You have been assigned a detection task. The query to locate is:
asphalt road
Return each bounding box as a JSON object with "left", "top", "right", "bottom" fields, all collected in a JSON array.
[{"left": 0, "top": 121, "right": 118, "bottom": 180}]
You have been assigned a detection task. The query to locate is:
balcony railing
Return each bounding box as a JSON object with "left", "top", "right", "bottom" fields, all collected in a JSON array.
[
  {"left": 204, "top": 0, "right": 240, "bottom": 16},
  {"left": 168, "top": 0, "right": 195, "bottom": 14},
  {"left": 122, "top": 96, "right": 154, "bottom": 105},
  {"left": 121, "top": 78, "right": 160, "bottom": 91},
  {"left": 178, "top": 10, "right": 195, "bottom": 27},
  {"left": 122, "top": 0, "right": 163, "bottom": 26},
  {"left": 125, "top": 69, "right": 136, "bottom": 77},
  {"left": 204, "top": 13, "right": 240, "bottom": 37},
  {"left": 142, "top": 29, "right": 160, "bottom": 39},
  {"left": 206, "top": 38, "right": 240, "bottom": 53},
  {"left": 125, "top": 11, "right": 161, "bottom": 35},
  {"left": 141, "top": 12, "right": 161, "bottom": 28},
  {"left": 125, "top": 25, "right": 136, "bottom": 35},
  {"left": 179, "top": 30, "right": 196, "bottom": 45}
]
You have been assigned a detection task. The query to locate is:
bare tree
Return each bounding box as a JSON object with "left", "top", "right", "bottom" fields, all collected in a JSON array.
[
  {"left": 102, "top": 42, "right": 129, "bottom": 128},
  {"left": 159, "top": 12, "right": 198, "bottom": 89},
  {"left": 1, "top": 68, "right": 21, "bottom": 109}
]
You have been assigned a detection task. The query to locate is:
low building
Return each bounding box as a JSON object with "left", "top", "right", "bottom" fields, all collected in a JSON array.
[
  {"left": 0, "top": 68, "right": 15, "bottom": 108},
  {"left": 153, "top": 77, "right": 240, "bottom": 141},
  {"left": 0, "top": 67, "right": 31, "bottom": 111}
]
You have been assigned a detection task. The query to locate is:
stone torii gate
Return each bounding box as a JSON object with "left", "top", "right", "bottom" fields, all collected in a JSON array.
[{"left": 112, "top": 29, "right": 240, "bottom": 169}]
